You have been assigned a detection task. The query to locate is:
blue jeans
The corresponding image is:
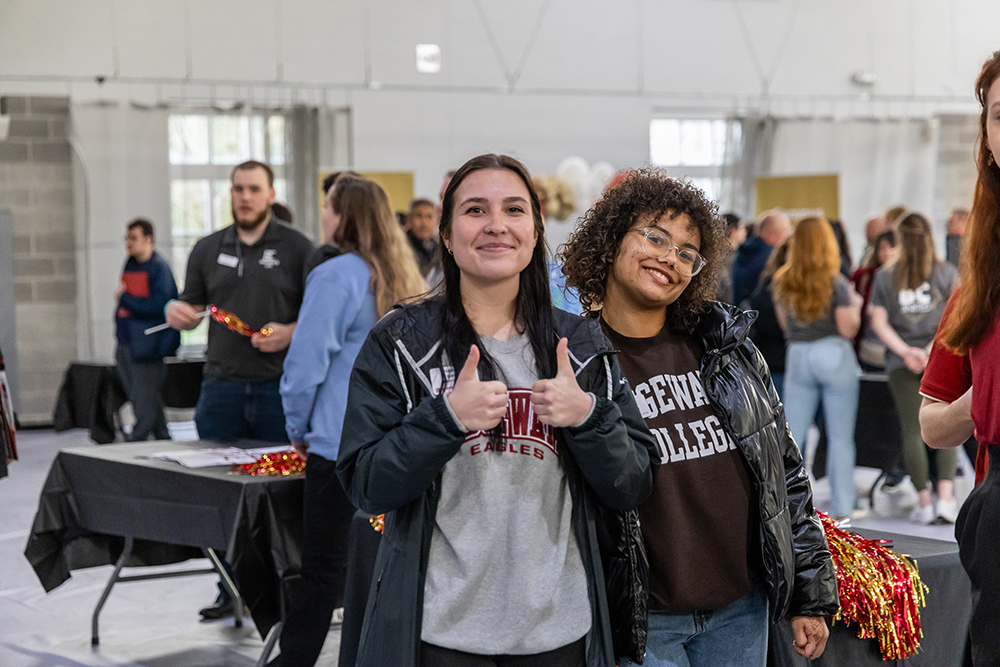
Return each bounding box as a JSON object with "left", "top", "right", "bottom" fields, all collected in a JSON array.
[
  {"left": 770, "top": 372, "right": 784, "bottom": 403},
  {"left": 784, "top": 336, "right": 860, "bottom": 517},
  {"left": 194, "top": 373, "right": 289, "bottom": 443},
  {"left": 623, "top": 586, "right": 768, "bottom": 667}
]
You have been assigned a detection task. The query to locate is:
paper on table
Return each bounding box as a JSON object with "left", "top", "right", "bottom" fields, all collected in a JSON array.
[{"left": 147, "top": 445, "right": 293, "bottom": 468}]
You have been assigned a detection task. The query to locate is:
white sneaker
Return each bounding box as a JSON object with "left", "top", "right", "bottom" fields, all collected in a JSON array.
[
  {"left": 936, "top": 498, "right": 960, "bottom": 524},
  {"left": 909, "top": 503, "right": 936, "bottom": 524}
]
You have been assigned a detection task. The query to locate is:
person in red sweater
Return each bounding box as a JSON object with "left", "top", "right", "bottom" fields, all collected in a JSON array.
[{"left": 918, "top": 49, "right": 1000, "bottom": 666}]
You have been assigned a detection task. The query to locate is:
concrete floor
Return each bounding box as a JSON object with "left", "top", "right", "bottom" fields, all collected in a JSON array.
[{"left": 0, "top": 426, "right": 964, "bottom": 666}]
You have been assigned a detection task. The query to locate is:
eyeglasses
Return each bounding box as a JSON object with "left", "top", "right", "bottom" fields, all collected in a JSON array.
[{"left": 631, "top": 227, "right": 706, "bottom": 276}]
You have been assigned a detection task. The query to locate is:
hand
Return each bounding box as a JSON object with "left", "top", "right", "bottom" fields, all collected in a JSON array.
[
  {"left": 165, "top": 300, "right": 204, "bottom": 331},
  {"left": 847, "top": 282, "right": 864, "bottom": 309},
  {"left": 292, "top": 442, "right": 309, "bottom": 460},
  {"left": 446, "top": 345, "right": 508, "bottom": 431},
  {"left": 903, "top": 346, "right": 929, "bottom": 373},
  {"left": 252, "top": 322, "right": 295, "bottom": 353},
  {"left": 791, "top": 616, "right": 829, "bottom": 659},
  {"left": 530, "top": 338, "right": 593, "bottom": 427}
]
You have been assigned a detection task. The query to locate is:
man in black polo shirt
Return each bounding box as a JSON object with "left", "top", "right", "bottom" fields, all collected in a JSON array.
[
  {"left": 166, "top": 160, "right": 313, "bottom": 618},
  {"left": 167, "top": 160, "right": 313, "bottom": 442}
]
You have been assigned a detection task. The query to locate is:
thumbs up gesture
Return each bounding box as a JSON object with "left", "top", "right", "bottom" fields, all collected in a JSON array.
[
  {"left": 446, "top": 345, "right": 509, "bottom": 431},
  {"left": 531, "top": 338, "right": 594, "bottom": 427}
]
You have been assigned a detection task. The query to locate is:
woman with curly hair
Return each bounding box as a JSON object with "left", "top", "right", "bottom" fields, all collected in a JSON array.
[
  {"left": 772, "top": 217, "right": 862, "bottom": 521},
  {"left": 919, "top": 49, "right": 1000, "bottom": 665},
  {"left": 560, "top": 170, "right": 837, "bottom": 667}
]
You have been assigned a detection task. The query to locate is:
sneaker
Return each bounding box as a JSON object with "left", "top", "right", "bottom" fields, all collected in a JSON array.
[
  {"left": 909, "top": 503, "right": 936, "bottom": 525},
  {"left": 936, "top": 497, "right": 960, "bottom": 524}
]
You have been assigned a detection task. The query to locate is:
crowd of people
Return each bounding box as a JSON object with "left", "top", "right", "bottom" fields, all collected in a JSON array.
[
  {"left": 101, "top": 49, "right": 1000, "bottom": 667},
  {"left": 719, "top": 201, "right": 963, "bottom": 525}
]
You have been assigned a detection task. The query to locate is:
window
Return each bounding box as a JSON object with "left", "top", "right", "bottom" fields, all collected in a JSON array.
[
  {"left": 168, "top": 112, "right": 290, "bottom": 346},
  {"left": 649, "top": 118, "right": 739, "bottom": 204}
]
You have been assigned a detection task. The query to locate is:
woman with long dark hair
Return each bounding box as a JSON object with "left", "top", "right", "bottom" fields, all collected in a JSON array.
[
  {"left": 336, "top": 154, "right": 657, "bottom": 667},
  {"left": 773, "top": 217, "right": 863, "bottom": 520},
  {"left": 919, "top": 49, "right": 1000, "bottom": 665},
  {"left": 868, "top": 212, "right": 958, "bottom": 524},
  {"left": 560, "top": 170, "right": 837, "bottom": 667},
  {"left": 275, "top": 176, "right": 427, "bottom": 665}
]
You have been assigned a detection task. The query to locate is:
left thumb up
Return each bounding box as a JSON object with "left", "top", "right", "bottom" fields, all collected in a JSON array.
[{"left": 556, "top": 338, "right": 575, "bottom": 378}]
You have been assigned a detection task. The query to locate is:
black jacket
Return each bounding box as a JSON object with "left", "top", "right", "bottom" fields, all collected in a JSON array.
[
  {"left": 692, "top": 301, "right": 838, "bottom": 621},
  {"left": 336, "top": 299, "right": 659, "bottom": 667},
  {"left": 732, "top": 236, "right": 774, "bottom": 307}
]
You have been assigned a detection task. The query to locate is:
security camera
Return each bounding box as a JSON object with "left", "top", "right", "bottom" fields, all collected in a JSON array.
[{"left": 96, "top": 76, "right": 106, "bottom": 85}]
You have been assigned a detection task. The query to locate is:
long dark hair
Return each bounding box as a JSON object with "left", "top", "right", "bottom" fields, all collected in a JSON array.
[{"left": 438, "top": 154, "right": 555, "bottom": 443}]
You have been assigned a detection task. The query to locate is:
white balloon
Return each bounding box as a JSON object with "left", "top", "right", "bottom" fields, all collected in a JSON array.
[
  {"left": 590, "top": 161, "right": 615, "bottom": 191},
  {"left": 589, "top": 161, "right": 616, "bottom": 201},
  {"left": 556, "top": 156, "right": 591, "bottom": 211}
]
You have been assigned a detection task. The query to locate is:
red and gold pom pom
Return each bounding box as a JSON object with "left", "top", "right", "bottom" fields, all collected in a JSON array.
[
  {"left": 820, "top": 511, "right": 927, "bottom": 660},
  {"left": 370, "top": 514, "right": 385, "bottom": 533},
  {"left": 210, "top": 304, "right": 273, "bottom": 337},
  {"left": 231, "top": 450, "right": 305, "bottom": 476}
]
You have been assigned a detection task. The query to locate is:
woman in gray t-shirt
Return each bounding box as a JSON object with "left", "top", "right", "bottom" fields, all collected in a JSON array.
[
  {"left": 773, "top": 217, "right": 862, "bottom": 520},
  {"left": 869, "top": 212, "right": 959, "bottom": 525}
]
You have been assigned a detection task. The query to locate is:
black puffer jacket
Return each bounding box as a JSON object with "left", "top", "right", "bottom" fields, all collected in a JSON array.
[
  {"left": 692, "top": 301, "right": 839, "bottom": 620},
  {"left": 336, "top": 299, "right": 659, "bottom": 667}
]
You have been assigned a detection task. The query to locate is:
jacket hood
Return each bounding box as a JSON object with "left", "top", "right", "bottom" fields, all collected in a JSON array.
[
  {"left": 689, "top": 300, "right": 758, "bottom": 354},
  {"left": 373, "top": 298, "right": 614, "bottom": 396}
]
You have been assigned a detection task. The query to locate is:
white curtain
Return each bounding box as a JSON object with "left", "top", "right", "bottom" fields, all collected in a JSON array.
[
  {"left": 287, "top": 105, "right": 353, "bottom": 242},
  {"left": 768, "top": 119, "right": 939, "bottom": 264},
  {"left": 720, "top": 116, "right": 777, "bottom": 218}
]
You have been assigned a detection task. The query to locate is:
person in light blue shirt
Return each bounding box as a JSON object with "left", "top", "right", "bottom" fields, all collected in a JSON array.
[{"left": 274, "top": 176, "right": 426, "bottom": 667}]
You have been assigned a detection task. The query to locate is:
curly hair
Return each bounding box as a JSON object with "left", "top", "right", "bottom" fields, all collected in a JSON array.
[{"left": 558, "top": 168, "right": 728, "bottom": 331}]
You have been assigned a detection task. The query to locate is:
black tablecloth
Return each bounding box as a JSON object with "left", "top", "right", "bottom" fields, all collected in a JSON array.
[
  {"left": 52, "top": 359, "right": 205, "bottom": 443},
  {"left": 769, "top": 528, "right": 970, "bottom": 666},
  {"left": 53, "top": 362, "right": 126, "bottom": 443},
  {"left": 24, "top": 441, "right": 304, "bottom": 637},
  {"left": 340, "top": 520, "right": 970, "bottom": 666}
]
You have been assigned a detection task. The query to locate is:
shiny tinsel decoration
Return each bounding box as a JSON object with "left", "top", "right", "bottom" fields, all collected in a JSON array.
[
  {"left": 820, "top": 511, "right": 927, "bottom": 659},
  {"left": 231, "top": 451, "right": 305, "bottom": 476},
  {"left": 210, "top": 304, "right": 273, "bottom": 337}
]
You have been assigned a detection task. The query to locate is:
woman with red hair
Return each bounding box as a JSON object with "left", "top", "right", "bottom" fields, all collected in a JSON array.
[{"left": 919, "top": 50, "right": 1000, "bottom": 665}]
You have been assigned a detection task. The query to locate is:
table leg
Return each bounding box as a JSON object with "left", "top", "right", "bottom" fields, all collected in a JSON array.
[
  {"left": 92, "top": 535, "right": 134, "bottom": 646},
  {"left": 204, "top": 547, "right": 244, "bottom": 628},
  {"left": 255, "top": 620, "right": 283, "bottom": 667}
]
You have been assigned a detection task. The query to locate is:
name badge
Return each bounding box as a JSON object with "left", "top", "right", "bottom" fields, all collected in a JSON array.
[{"left": 217, "top": 253, "right": 239, "bottom": 268}]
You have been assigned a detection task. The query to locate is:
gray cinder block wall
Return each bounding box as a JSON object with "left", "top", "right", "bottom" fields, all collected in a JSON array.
[{"left": 0, "top": 96, "right": 78, "bottom": 425}]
